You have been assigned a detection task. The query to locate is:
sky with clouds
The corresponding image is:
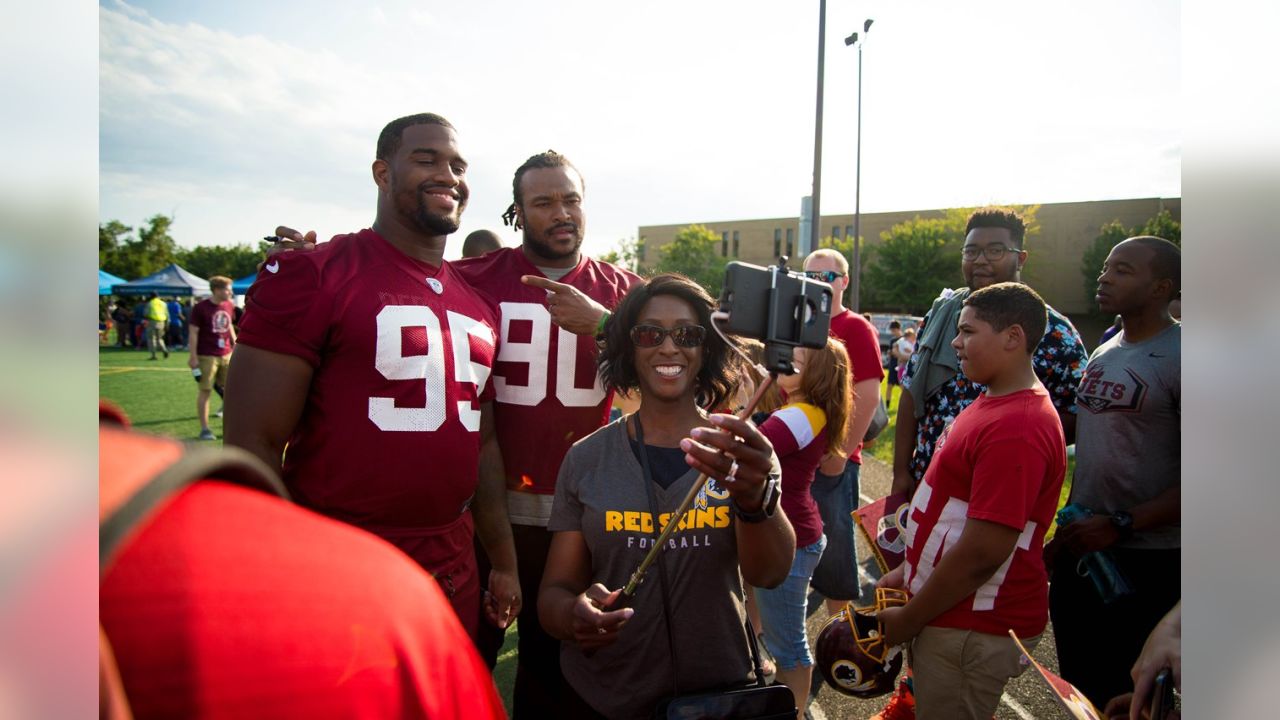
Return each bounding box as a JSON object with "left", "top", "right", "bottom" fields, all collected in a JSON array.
[{"left": 99, "top": 0, "right": 1180, "bottom": 261}]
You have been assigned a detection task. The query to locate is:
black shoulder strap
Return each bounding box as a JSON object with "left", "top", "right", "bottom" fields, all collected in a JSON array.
[{"left": 100, "top": 444, "right": 289, "bottom": 573}]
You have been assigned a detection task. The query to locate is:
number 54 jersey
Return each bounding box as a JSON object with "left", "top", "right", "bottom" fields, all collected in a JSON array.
[
  {"left": 238, "top": 229, "right": 498, "bottom": 530},
  {"left": 454, "top": 248, "right": 640, "bottom": 524}
]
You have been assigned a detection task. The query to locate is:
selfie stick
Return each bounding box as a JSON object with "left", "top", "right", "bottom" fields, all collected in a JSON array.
[{"left": 620, "top": 371, "right": 778, "bottom": 600}]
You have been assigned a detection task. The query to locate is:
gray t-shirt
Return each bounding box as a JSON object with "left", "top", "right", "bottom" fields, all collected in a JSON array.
[
  {"left": 1071, "top": 323, "right": 1180, "bottom": 550},
  {"left": 549, "top": 418, "right": 755, "bottom": 719}
]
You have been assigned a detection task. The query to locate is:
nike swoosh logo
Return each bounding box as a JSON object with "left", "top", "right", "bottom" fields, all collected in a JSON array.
[{"left": 265, "top": 261, "right": 280, "bottom": 274}]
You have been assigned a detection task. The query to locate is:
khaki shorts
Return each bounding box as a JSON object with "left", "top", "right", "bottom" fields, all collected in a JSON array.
[
  {"left": 197, "top": 354, "right": 231, "bottom": 392},
  {"left": 910, "top": 626, "right": 1039, "bottom": 720}
]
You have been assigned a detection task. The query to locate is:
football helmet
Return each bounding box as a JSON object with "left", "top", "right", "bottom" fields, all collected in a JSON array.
[{"left": 814, "top": 587, "right": 909, "bottom": 699}]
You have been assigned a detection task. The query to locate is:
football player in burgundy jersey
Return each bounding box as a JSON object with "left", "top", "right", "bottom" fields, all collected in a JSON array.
[
  {"left": 454, "top": 152, "right": 640, "bottom": 715},
  {"left": 270, "top": 150, "right": 641, "bottom": 716},
  {"left": 224, "top": 114, "right": 519, "bottom": 641}
]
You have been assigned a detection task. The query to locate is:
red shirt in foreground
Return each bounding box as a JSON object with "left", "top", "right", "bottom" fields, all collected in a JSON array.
[{"left": 101, "top": 475, "right": 505, "bottom": 719}]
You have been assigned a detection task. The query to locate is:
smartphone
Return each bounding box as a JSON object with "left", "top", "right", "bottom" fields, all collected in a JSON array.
[{"left": 1150, "top": 667, "right": 1174, "bottom": 719}]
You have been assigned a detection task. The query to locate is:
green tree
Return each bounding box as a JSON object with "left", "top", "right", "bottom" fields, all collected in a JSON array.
[
  {"left": 178, "top": 242, "right": 270, "bottom": 280},
  {"left": 99, "top": 220, "right": 133, "bottom": 272},
  {"left": 862, "top": 216, "right": 964, "bottom": 314},
  {"left": 102, "top": 214, "right": 180, "bottom": 279},
  {"left": 1079, "top": 210, "right": 1179, "bottom": 312},
  {"left": 1137, "top": 208, "right": 1181, "bottom": 246},
  {"left": 598, "top": 236, "right": 645, "bottom": 274},
  {"left": 653, "top": 224, "right": 728, "bottom": 297}
]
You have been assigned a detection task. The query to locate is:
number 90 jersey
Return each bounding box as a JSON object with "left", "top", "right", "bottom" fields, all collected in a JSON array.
[
  {"left": 454, "top": 248, "right": 640, "bottom": 505},
  {"left": 238, "top": 229, "right": 498, "bottom": 529}
]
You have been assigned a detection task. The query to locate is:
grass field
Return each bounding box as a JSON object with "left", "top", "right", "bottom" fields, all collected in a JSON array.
[{"left": 98, "top": 344, "right": 522, "bottom": 714}]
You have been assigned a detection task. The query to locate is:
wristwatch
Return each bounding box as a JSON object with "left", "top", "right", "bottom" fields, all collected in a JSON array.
[
  {"left": 1110, "top": 510, "right": 1134, "bottom": 539},
  {"left": 732, "top": 474, "right": 780, "bottom": 523}
]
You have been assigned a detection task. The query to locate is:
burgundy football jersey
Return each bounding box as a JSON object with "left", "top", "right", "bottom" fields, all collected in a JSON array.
[
  {"left": 454, "top": 248, "right": 639, "bottom": 498},
  {"left": 239, "top": 229, "right": 498, "bottom": 530}
]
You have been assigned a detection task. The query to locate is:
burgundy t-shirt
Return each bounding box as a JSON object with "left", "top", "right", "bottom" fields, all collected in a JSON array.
[{"left": 189, "top": 299, "right": 236, "bottom": 357}]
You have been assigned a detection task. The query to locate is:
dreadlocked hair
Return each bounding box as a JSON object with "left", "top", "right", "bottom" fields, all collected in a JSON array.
[{"left": 502, "top": 150, "right": 583, "bottom": 231}]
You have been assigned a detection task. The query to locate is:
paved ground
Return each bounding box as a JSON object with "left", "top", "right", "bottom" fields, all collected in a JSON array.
[{"left": 803, "top": 456, "right": 1067, "bottom": 720}]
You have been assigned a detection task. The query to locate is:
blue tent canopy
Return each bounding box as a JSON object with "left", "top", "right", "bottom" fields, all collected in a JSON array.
[
  {"left": 232, "top": 272, "right": 257, "bottom": 294},
  {"left": 111, "top": 263, "right": 211, "bottom": 297},
  {"left": 99, "top": 269, "right": 127, "bottom": 296}
]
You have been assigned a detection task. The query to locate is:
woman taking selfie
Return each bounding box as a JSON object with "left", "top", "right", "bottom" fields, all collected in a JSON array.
[{"left": 538, "top": 273, "right": 796, "bottom": 719}]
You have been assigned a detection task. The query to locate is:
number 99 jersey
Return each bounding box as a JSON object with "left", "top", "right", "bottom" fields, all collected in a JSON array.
[
  {"left": 454, "top": 248, "right": 640, "bottom": 518},
  {"left": 238, "top": 229, "right": 498, "bottom": 530}
]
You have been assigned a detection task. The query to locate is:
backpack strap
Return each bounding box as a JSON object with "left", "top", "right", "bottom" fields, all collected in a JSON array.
[{"left": 99, "top": 420, "right": 289, "bottom": 574}]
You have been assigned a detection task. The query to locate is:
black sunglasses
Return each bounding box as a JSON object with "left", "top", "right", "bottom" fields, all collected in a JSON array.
[
  {"left": 630, "top": 324, "right": 707, "bottom": 348},
  {"left": 803, "top": 270, "right": 845, "bottom": 283}
]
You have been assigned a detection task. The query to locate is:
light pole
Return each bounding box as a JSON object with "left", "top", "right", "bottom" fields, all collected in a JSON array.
[
  {"left": 845, "top": 18, "right": 872, "bottom": 312},
  {"left": 808, "top": 0, "right": 828, "bottom": 259}
]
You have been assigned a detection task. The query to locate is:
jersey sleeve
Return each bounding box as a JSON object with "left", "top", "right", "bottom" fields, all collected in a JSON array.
[
  {"left": 760, "top": 405, "right": 825, "bottom": 458},
  {"left": 238, "top": 255, "right": 333, "bottom": 367},
  {"left": 966, "top": 437, "right": 1050, "bottom": 530}
]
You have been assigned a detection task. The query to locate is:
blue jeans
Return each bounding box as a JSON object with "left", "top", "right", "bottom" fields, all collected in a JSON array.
[
  {"left": 754, "top": 535, "right": 826, "bottom": 670},
  {"left": 809, "top": 460, "right": 861, "bottom": 600}
]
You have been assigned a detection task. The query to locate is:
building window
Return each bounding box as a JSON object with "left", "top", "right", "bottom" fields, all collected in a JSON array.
[
  {"left": 773, "top": 229, "right": 782, "bottom": 256},
  {"left": 832, "top": 225, "right": 841, "bottom": 241},
  {"left": 845, "top": 225, "right": 854, "bottom": 239},
  {"left": 638, "top": 237, "right": 646, "bottom": 262},
  {"left": 721, "top": 231, "right": 728, "bottom": 257},
  {"left": 732, "top": 231, "right": 740, "bottom": 257},
  {"left": 785, "top": 228, "right": 794, "bottom": 258}
]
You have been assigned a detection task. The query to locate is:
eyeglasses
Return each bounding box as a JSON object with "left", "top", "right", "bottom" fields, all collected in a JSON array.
[
  {"left": 961, "top": 245, "right": 1019, "bottom": 261},
  {"left": 630, "top": 324, "right": 707, "bottom": 348},
  {"left": 803, "top": 270, "right": 846, "bottom": 283}
]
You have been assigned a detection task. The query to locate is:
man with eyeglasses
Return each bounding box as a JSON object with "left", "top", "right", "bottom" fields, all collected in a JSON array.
[
  {"left": 873, "top": 207, "right": 1086, "bottom": 720},
  {"left": 800, "top": 249, "right": 885, "bottom": 628}
]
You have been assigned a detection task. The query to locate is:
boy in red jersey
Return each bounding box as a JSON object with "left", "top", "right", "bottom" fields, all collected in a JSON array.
[
  {"left": 225, "top": 114, "right": 519, "bottom": 640},
  {"left": 876, "top": 282, "right": 1067, "bottom": 720}
]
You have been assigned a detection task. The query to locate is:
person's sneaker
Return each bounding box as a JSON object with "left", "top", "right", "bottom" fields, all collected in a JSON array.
[
  {"left": 214, "top": 406, "right": 224, "bottom": 418},
  {"left": 163, "top": 350, "right": 170, "bottom": 359},
  {"left": 870, "top": 678, "right": 916, "bottom": 720},
  {"left": 197, "top": 429, "right": 216, "bottom": 441}
]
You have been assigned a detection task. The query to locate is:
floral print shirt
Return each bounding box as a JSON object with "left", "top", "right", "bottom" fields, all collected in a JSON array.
[{"left": 903, "top": 303, "right": 1086, "bottom": 482}]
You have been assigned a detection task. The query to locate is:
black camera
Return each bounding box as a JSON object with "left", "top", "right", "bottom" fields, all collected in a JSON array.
[{"left": 717, "top": 258, "right": 833, "bottom": 374}]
